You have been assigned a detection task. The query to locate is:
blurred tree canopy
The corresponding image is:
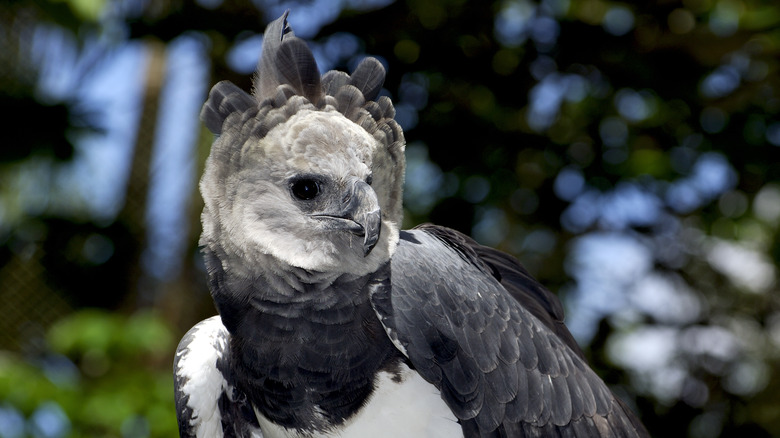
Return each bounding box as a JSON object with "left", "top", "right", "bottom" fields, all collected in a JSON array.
[{"left": 1, "top": 0, "right": 779, "bottom": 437}]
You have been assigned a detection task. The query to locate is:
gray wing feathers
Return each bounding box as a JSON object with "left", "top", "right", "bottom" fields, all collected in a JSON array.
[
  {"left": 421, "top": 223, "right": 585, "bottom": 360},
  {"left": 375, "top": 227, "right": 649, "bottom": 437}
]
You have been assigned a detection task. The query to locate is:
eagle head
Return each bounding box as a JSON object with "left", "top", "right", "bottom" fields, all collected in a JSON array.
[{"left": 198, "top": 11, "right": 405, "bottom": 278}]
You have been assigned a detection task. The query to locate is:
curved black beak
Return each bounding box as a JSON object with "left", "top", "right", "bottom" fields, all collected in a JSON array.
[{"left": 313, "top": 178, "right": 381, "bottom": 256}]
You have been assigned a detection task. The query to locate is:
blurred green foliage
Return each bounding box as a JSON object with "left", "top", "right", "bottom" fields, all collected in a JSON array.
[{"left": 0, "top": 310, "right": 177, "bottom": 437}]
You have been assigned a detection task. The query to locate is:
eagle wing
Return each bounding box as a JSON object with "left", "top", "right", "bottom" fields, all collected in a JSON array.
[{"left": 372, "top": 225, "right": 648, "bottom": 437}]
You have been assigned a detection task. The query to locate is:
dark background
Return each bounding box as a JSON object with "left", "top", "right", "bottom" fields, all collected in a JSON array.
[{"left": 1, "top": 0, "right": 779, "bottom": 436}]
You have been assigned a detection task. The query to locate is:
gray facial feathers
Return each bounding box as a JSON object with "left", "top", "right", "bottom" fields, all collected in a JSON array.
[
  {"left": 200, "top": 12, "right": 404, "bottom": 226},
  {"left": 198, "top": 11, "right": 406, "bottom": 279}
]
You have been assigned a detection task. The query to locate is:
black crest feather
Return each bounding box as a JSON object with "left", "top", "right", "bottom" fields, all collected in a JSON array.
[{"left": 201, "top": 10, "right": 399, "bottom": 149}]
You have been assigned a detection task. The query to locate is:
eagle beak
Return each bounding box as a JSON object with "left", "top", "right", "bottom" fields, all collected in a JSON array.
[
  {"left": 348, "top": 178, "right": 382, "bottom": 256},
  {"left": 314, "top": 177, "right": 381, "bottom": 256},
  {"left": 359, "top": 204, "right": 381, "bottom": 256}
]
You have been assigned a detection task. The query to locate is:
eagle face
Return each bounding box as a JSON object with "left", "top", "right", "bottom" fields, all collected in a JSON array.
[
  {"left": 197, "top": 11, "right": 405, "bottom": 284},
  {"left": 201, "top": 108, "right": 396, "bottom": 279}
]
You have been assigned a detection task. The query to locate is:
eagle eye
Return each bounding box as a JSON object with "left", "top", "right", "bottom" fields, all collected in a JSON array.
[{"left": 291, "top": 178, "right": 320, "bottom": 200}]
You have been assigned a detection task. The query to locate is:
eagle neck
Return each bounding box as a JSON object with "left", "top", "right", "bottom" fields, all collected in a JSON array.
[{"left": 204, "top": 247, "right": 401, "bottom": 432}]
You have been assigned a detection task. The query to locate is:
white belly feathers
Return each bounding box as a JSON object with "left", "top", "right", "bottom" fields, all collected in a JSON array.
[{"left": 255, "top": 363, "right": 463, "bottom": 438}]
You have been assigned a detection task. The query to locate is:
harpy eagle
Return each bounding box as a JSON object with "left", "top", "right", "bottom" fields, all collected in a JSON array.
[{"left": 174, "top": 11, "right": 650, "bottom": 438}]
